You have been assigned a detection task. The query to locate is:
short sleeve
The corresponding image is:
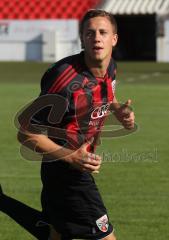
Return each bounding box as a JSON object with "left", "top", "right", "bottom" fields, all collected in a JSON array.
[{"left": 30, "top": 64, "right": 60, "bottom": 126}]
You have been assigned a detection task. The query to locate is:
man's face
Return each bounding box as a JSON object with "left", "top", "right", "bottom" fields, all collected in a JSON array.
[{"left": 82, "top": 16, "right": 118, "bottom": 63}]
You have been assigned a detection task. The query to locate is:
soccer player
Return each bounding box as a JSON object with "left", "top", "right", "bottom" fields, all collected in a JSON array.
[{"left": 17, "top": 9, "right": 135, "bottom": 240}]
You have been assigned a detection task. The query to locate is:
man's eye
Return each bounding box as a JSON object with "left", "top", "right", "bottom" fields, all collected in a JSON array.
[
  {"left": 100, "top": 31, "right": 107, "bottom": 35},
  {"left": 86, "top": 32, "right": 93, "bottom": 37}
]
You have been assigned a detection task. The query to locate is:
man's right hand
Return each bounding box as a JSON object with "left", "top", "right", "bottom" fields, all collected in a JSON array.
[
  {"left": 18, "top": 130, "right": 101, "bottom": 173},
  {"left": 64, "top": 141, "right": 102, "bottom": 173}
]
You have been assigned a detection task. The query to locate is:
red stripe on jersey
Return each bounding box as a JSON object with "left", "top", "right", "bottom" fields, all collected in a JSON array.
[
  {"left": 92, "top": 81, "right": 102, "bottom": 108},
  {"left": 75, "top": 88, "right": 90, "bottom": 132},
  {"left": 87, "top": 82, "right": 103, "bottom": 152},
  {"left": 106, "top": 77, "right": 114, "bottom": 102},
  {"left": 88, "top": 76, "right": 113, "bottom": 152},
  {"left": 49, "top": 64, "right": 82, "bottom": 93},
  {"left": 55, "top": 67, "right": 81, "bottom": 92},
  {"left": 48, "top": 65, "right": 73, "bottom": 93},
  {"left": 65, "top": 120, "right": 80, "bottom": 150},
  {"left": 65, "top": 87, "right": 90, "bottom": 150},
  {"left": 53, "top": 68, "right": 76, "bottom": 92}
]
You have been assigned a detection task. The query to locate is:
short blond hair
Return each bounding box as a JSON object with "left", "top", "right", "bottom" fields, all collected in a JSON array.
[{"left": 79, "top": 9, "right": 118, "bottom": 36}]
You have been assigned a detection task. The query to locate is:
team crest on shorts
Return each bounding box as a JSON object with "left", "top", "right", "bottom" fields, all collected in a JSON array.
[{"left": 96, "top": 214, "right": 109, "bottom": 232}]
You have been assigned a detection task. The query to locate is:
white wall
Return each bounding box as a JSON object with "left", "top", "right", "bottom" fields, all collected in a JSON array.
[
  {"left": 157, "top": 20, "right": 169, "bottom": 62},
  {"left": 0, "top": 20, "right": 80, "bottom": 62},
  {"left": 42, "top": 31, "right": 81, "bottom": 62},
  {"left": 0, "top": 42, "right": 25, "bottom": 61}
]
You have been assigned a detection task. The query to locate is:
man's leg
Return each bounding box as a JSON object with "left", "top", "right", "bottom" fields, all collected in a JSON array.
[
  {"left": 0, "top": 185, "right": 49, "bottom": 240},
  {"left": 49, "top": 226, "right": 72, "bottom": 240},
  {"left": 49, "top": 226, "right": 61, "bottom": 240},
  {"left": 101, "top": 232, "right": 117, "bottom": 240}
]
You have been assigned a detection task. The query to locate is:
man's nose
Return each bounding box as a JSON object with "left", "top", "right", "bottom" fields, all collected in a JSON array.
[{"left": 94, "top": 32, "right": 101, "bottom": 42}]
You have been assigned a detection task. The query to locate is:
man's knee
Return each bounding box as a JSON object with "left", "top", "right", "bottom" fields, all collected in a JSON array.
[
  {"left": 49, "top": 226, "right": 72, "bottom": 240},
  {"left": 49, "top": 226, "right": 61, "bottom": 240},
  {"left": 101, "top": 232, "right": 117, "bottom": 240}
]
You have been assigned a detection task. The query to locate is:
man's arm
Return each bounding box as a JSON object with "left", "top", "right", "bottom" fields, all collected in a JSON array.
[
  {"left": 110, "top": 96, "right": 135, "bottom": 129},
  {"left": 17, "top": 130, "right": 101, "bottom": 173}
]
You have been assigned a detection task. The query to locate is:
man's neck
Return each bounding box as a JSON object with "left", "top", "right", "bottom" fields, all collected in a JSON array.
[{"left": 84, "top": 54, "right": 111, "bottom": 78}]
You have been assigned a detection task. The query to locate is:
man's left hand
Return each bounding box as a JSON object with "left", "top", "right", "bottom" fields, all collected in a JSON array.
[{"left": 114, "top": 99, "right": 135, "bottom": 129}]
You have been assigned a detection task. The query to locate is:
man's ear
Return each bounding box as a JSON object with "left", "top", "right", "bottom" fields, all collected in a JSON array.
[{"left": 112, "top": 34, "right": 118, "bottom": 47}]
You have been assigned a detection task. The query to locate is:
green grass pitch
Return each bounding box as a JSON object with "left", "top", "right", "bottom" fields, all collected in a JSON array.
[{"left": 0, "top": 61, "right": 169, "bottom": 240}]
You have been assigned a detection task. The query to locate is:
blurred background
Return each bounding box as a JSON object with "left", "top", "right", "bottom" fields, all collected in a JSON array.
[
  {"left": 0, "top": 0, "right": 169, "bottom": 240},
  {"left": 0, "top": 0, "right": 169, "bottom": 62}
]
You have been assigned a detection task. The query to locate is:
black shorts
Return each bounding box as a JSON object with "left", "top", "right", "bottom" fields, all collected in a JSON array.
[{"left": 41, "top": 161, "right": 113, "bottom": 239}]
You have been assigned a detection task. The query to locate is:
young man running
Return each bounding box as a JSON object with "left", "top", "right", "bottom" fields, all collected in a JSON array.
[{"left": 17, "top": 9, "right": 135, "bottom": 240}]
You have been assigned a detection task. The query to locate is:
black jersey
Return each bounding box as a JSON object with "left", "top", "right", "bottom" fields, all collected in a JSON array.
[{"left": 32, "top": 51, "right": 117, "bottom": 153}]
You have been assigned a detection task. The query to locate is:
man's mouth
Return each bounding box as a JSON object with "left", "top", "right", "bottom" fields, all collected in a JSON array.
[
  {"left": 93, "top": 46, "right": 103, "bottom": 51},
  {"left": 92, "top": 47, "right": 104, "bottom": 55}
]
